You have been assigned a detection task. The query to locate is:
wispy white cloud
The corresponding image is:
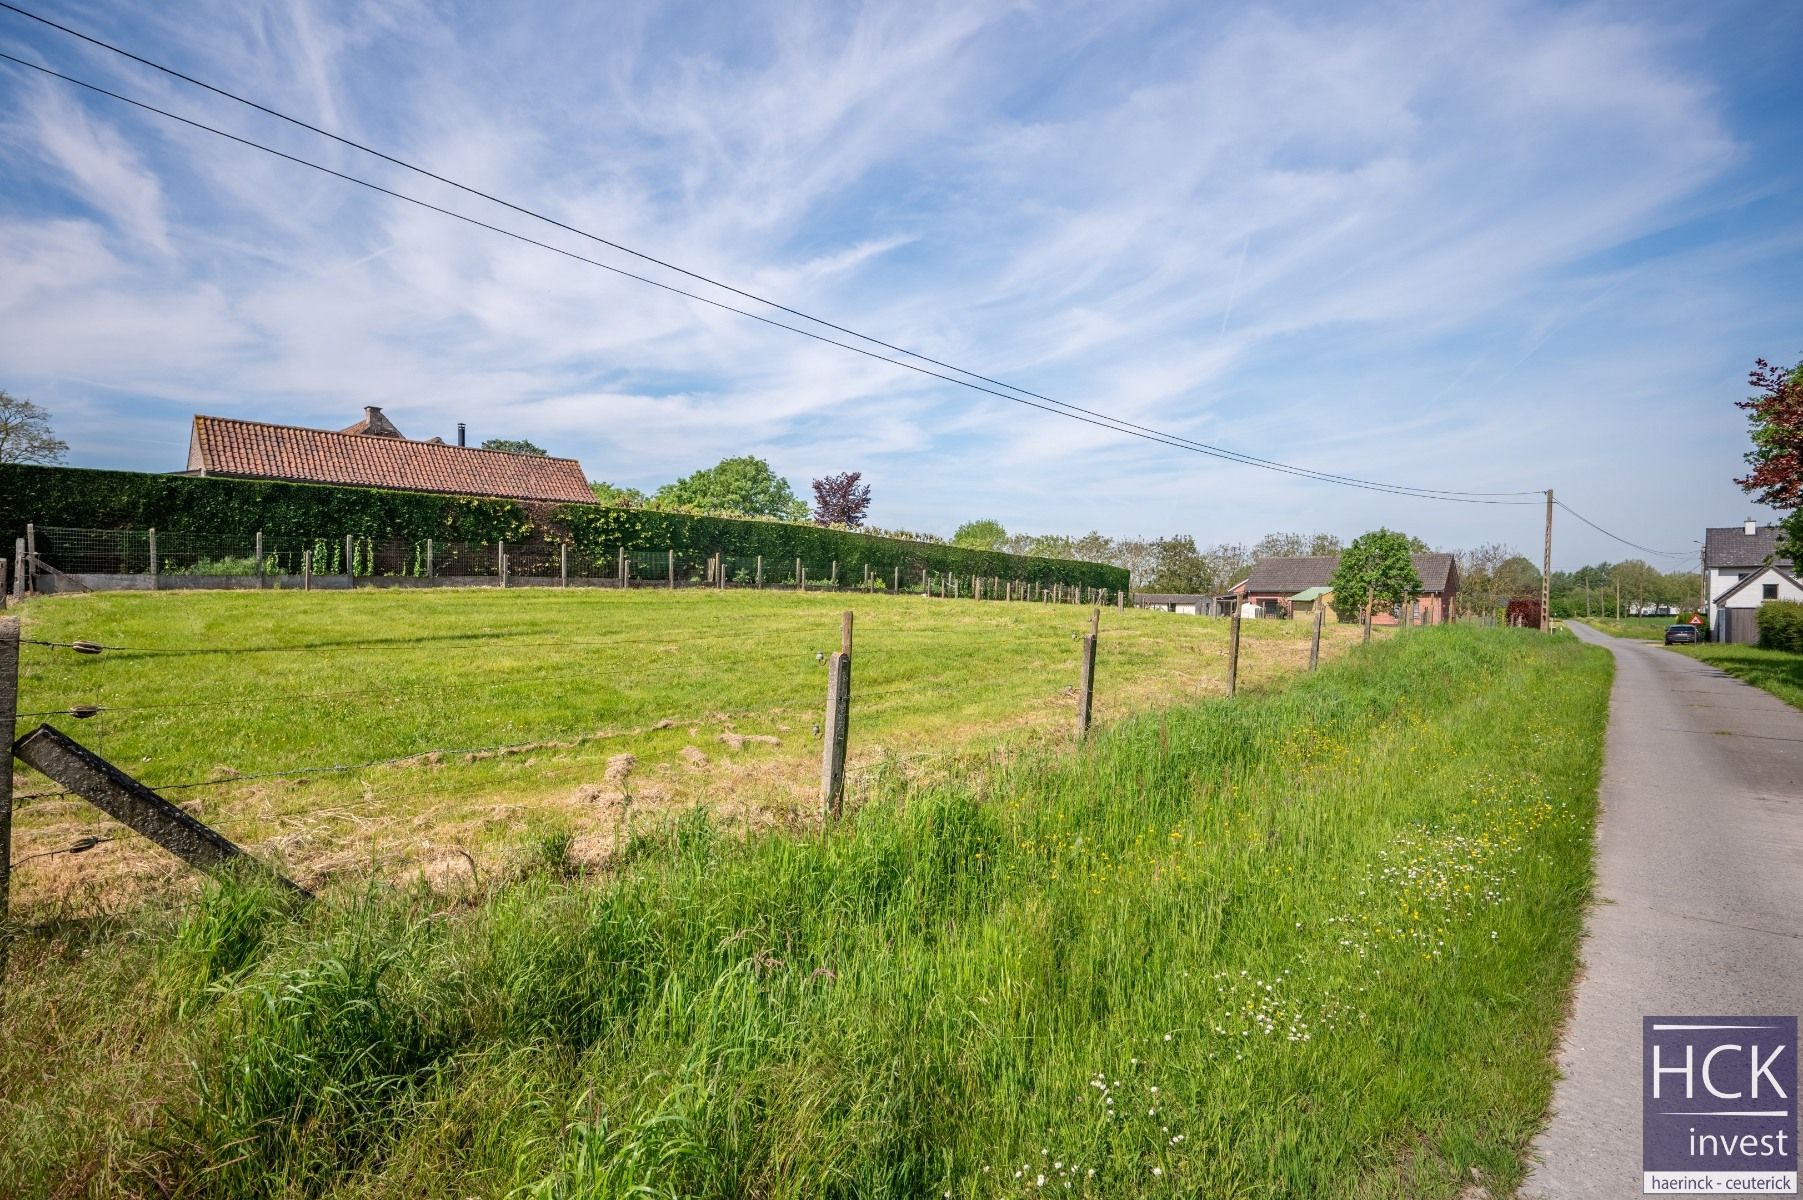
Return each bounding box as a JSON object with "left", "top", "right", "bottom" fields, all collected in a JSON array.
[{"left": 0, "top": 0, "right": 1794, "bottom": 562}]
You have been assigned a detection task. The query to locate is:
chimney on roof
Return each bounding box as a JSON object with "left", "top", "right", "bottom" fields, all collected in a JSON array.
[
  {"left": 1746, "top": 517, "right": 1758, "bottom": 535},
  {"left": 342, "top": 406, "right": 404, "bottom": 438},
  {"left": 457, "top": 422, "right": 466, "bottom": 448}
]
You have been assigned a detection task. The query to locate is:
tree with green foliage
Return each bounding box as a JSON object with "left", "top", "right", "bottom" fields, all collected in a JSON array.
[
  {"left": 1330, "top": 529, "right": 1423, "bottom": 622},
  {"left": 590, "top": 480, "right": 647, "bottom": 506},
  {"left": 480, "top": 437, "right": 547, "bottom": 456},
  {"left": 952, "top": 519, "right": 1008, "bottom": 550},
  {"left": 0, "top": 390, "right": 68, "bottom": 464},
  {"left": 654, "top": 455, "right": 808, "bottom": 520},
  {"left": 1149, "top": 535, "right": 1212, "bottom": 592}
]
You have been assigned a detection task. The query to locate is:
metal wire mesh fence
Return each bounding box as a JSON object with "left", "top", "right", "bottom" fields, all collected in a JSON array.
[{"left": 19, "top": 526, "right": 1122, "bottom": 603}]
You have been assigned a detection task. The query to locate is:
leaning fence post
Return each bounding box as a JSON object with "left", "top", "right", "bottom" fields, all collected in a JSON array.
[
  {"left": 820, "top": 611, "right": 853, "bottom": 821},
  {"left": 0, "top": 615, "right": 18, "bottom": 985},
  {"left": 1309, "top": 604, "right": 1325, "bottom": 670},
  {"left": 255, "top": 531, "right": 264, "bottom": 588},
  {"left": 1227, "top": 605, "right": 1243, "bottom": 696},
  {"left": 12, "top": 725, "right": 307, "bottom": 897},
  {"left": 148, "top": 527, "right": 159, "bottom": 591},
  {"left": 1077, "top": 607, "right": 1098, "bottom": 740},
  {"left": 1363, "top": 587, "right": 1374, "bottom": 643}
]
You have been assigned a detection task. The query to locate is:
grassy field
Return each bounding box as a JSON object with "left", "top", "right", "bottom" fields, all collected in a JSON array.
[
  {"left": 7, "top": 589, "right": 1364, "bottom": 914},
  {"left": 1573, "top": 616, "right": 1684, "bottom": 641},
  {"left": 0, "top": 622, "right": 1612, "bottom": 1199}
]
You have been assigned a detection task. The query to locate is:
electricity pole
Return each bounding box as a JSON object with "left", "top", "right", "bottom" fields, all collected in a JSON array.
[{"left": 1541, "top": 489, "right": 1554, "bottom": 632}]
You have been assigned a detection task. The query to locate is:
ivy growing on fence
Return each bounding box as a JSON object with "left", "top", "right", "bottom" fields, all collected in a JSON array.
[{"left": 0, "top": 464, "right": 1127, "bottom": 590}]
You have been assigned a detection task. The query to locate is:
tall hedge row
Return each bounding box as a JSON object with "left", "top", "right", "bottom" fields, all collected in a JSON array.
[
  {"left": 1756, "top": 600, "right": 1803, "bottom": 652},
  {"left": 0, "top": 464, "right": 1127, "bottom": 590}
]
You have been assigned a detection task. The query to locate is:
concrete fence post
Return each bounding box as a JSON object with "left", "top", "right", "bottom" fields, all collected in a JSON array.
[
  {"left": 561, "top": 542, "right": 569, "bottom": 588},
  {"left": 498, "top": 541, "right": 508, "bottom": 588},
  {"left": 667, "top": 549, "right": 675, "bottom": 590},
  {"left": 426, "top": 538, "right": 434, "bottom": 579},
  {"left": 303, "top": 549, "right": 312, "bottom": 591},
  {"left": 255, "top": 531, "right": 265, "bottom": 588},
  {"left": 756, "top": 554, "right": 763, "bottom": 588},
  {"left": 344, "top": 534, "right": 354, "bottom": 585},
  {"left": 25, "top": 524, "right": 35, "bottom": 595},
  {"left": 11, "top": 540, "right": 24, "bottom": 601},
  {"left": 149, "top": 527, "right": 159, "bottom": 591}
]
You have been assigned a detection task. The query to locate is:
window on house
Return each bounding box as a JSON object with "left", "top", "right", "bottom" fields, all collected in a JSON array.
[{"left": 1764, "top": 583, "right": 1779, "bottom": 600}]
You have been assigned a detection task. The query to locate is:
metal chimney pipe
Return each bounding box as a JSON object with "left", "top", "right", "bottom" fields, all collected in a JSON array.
[{"left": 457, "top": 422, "right": 466, "bottom": 447}]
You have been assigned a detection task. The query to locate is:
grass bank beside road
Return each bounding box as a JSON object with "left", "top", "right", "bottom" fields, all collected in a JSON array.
[
  {"left": 1577, "top": 616, "right": 1683, "bottom": 641},
  {"left": 0, "top": 625, "right": 1611, "bottom": 1199},
  {"left": 1670, "top": 642, "right": 1803, "bottom": 710}
]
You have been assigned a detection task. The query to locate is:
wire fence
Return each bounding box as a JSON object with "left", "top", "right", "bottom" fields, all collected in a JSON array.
[{"left": 11, "top": 525, "right": 1126, "bottom": 605}]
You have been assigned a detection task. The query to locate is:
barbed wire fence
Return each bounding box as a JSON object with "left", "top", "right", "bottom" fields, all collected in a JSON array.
[{"left": 0, "top": 554, "right": 1327, "bottom": 972}]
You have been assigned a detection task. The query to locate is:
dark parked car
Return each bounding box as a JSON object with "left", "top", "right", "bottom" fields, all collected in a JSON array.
[{"left": 1664, "top": 624, "right": 1700, "bottom": 645}]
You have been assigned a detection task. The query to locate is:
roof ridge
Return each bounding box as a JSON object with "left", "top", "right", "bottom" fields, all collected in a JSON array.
[{"left": 192, "top": 414, "right": 584, "bottom": 466}]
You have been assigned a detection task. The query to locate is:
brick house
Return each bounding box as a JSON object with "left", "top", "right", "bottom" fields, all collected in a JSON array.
[
  {"left": 1234, "top": 552, "right": 1460, "bottom": 624},
  {"left": 184, "top": 407, "right": 594, "bottom": 503}
]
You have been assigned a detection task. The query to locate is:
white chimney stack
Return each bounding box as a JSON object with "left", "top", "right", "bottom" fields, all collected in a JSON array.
[{"left": 1745, "top": 517, "right": 1757, "bottom": 535}]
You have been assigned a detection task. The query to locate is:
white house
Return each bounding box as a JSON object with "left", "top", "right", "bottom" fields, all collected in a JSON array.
[{"left": 1704, "top": 519, "right": 1800, "bottom": 643}]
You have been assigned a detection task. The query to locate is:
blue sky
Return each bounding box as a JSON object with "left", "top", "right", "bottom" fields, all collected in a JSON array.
[{"left": 3, "top": 0, "right": 1801, "bottom": 568}]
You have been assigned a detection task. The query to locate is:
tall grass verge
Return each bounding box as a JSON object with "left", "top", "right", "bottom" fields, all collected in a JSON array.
[{"left": 0, "top": 625, "right": 1610, "bottom": 1198}]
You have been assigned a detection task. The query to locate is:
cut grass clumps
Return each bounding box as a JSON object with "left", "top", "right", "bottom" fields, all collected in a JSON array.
[{"left": 0, "top": 625, "right": 1611, "bottom": 1199}]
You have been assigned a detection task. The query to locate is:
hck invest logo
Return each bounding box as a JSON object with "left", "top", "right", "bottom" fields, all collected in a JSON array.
[{"left": 1644, "top": 1017, "right": 1797, "bottom": 1195}]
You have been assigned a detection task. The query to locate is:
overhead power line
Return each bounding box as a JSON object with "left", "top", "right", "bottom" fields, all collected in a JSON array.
[
  {"left": 1553, "top": 500, "right": 1691, "bottom": 560},
  {"left": 0, "top": 11, "right": 1541, "bottom": 504}
]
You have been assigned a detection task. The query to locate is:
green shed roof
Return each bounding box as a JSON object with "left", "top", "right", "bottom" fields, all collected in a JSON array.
[{"left": 1289, "top": 586, "right": 1332, "bottom": 601}]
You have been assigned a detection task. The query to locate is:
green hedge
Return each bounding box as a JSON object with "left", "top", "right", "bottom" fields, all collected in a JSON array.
[
  {"left": 0, "top": 464, "right": 1126, "bottom": 590},
  {"left": 1757, "top": 600, "right": 1803, "bottom": 652}
]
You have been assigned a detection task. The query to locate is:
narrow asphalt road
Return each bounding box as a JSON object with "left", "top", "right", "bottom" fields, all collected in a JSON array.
[{"left": 1522, "top": 623, "right": 1803, "bottom": 1198}]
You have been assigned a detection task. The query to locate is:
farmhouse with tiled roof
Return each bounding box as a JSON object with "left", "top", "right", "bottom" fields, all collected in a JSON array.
[
  {"left": 1235, "top": 552, "right": 1460, "bottom": 624},
  {"left": 184, "top": 407, "right": 594, "bottom": 504}
]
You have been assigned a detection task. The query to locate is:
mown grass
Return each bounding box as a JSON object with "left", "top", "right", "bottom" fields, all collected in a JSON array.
[
  {"left": 1669, "top": 642, "right": 1803, "bottom": 709},
  {"left": 0, "top": 625, "right": 1610, "bottom": 1199},
  {"left": 7, "top": 589, "right": 1358, "bottom": 912},
  {"left": 1574, "top": 616, "right": 1682, "bottom": 641}
]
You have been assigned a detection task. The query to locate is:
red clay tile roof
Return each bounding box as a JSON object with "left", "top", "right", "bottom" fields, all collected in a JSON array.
[{"left": 187, "top": 415, "right": 594, "bottom": 504}]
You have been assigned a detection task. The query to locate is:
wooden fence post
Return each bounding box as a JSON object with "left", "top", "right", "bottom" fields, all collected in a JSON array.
[
  {"left": 561, "top": 542, "right": 569, "bottom": 587},
  {"left": 11, "top": 725, "right": 307, "bottom": 897},
  {"left": 820, "top": 611, "right": 853, "bottom": 821},
  {"left": 255, "top": 531, "right": 264, "bottom": 588},
  {"left": 1077, "top": 607, "right": 1098, "bottom": 740},
  {"left": 0, "top": 615, "right": 18, "bottom": 985},
  {"left": 149, "top": 527, "right": 159, "bottom": 591},
  {"left": 1363, "top": 587, "right": 1374, "bottom": 643},
  {"left": 667, "top": 550, "right": 675, "bottom": 590},
  {"left": 1227, "top": 605, "right": 1242, "bottom": 696},
  {"left": 1309, "top": 604, "right": 1324, "bottom": 670}
]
